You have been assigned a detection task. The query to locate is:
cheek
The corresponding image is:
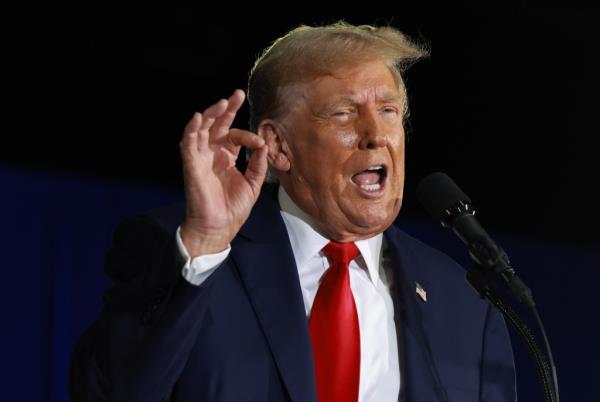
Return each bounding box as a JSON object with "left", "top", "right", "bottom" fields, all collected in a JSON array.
[
  {"left": 337, "top": 131, "right": 360, "bottom": 147},
  {"left": 389, "top": 133, "right": 405, "bottom": 164},
  {"left": 390, "top": 136, "right": 403, "bottom": 148},
  {"left": 295, "top": 132, "right": 355, "bottom": 180},
  {"left": 387, "top": 126, "right": 405, "bottom": 148}
]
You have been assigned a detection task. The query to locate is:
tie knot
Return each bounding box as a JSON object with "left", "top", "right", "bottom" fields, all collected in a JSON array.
[{"left": 322, "top": 241, "right": 360, "bottom": 265}]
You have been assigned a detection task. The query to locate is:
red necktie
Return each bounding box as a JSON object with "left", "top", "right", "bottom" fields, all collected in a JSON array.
[{"left": 309, "top": 241, "right": 361, "bottom": 402}]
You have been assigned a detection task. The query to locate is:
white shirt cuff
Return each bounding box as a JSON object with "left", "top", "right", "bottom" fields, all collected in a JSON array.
[{"left": 176, "top": 226, "right": 231, "bottom": 286}]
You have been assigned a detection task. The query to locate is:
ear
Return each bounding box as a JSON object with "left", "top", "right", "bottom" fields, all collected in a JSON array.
[{"left": 257, "top": 120, "right": 291, "bottom": 173}]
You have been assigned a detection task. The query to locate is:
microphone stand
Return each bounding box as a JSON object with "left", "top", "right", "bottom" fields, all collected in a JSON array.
[
  {"left": 415, "top": 172, "right": 559, "bottom": 401},
  {"left": 466, "top": 266, "right": 559, "bottom": 402}
]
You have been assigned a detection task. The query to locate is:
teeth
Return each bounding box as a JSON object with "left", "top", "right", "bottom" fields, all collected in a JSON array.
[
  {"left": 360, "top": 183, "right": 381, "bottom": 191},
  {"left": 367, "top": 165, "right": 383, "bottom": 171}
]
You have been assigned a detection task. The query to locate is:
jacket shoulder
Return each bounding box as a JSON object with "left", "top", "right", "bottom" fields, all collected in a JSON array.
[
  {"left": 389, "top": 224, "right": 467, "bottom": 278},
  {"left": 104, "top": 203, "right": 185, "bottom": 285},
  {"left": 386, "top": 223, "right": 487, "bottom": 310}
]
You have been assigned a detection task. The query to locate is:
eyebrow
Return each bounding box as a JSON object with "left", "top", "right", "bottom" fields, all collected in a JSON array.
[{"left": 325, "top": 93, "right": 404, "bottom": 110}]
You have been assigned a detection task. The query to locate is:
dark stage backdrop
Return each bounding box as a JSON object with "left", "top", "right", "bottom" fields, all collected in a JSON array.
[
  {"left": 3, "top": 4, "right": 599, "bottom": 402},
  {"left": 2, "top": 166, "right": 598, "bottom": 401},
  {"left": 4, "top": 4, "right": 600, "bottom": 248}
]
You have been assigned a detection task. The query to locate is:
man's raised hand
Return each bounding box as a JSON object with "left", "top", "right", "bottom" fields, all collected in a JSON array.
[{"left": 179, "top": 89, "right": 268, "bottom": 257}]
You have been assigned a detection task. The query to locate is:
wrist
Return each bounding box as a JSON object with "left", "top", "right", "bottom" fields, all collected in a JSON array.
[{"left": 180, "top": 222, "right": 231, "bottom": 257}]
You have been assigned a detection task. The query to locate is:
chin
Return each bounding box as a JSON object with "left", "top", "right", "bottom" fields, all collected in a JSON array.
[
  {"left": 356, "top": 219, "right": 390, "bottom": 233},
  {"left": 325, "top": 210, "right": 395, "bottom": 242},
  {"left": 351, "top": 210, "right": 395, "bottom": 233}
]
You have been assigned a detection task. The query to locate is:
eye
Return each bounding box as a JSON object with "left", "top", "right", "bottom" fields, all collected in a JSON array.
[
  {"left": 381, "top": 105, "right": 399, "bottom": 114},
  {"left": 330, "top": 109, "right": 354, "bottom": 122},
  {"left": 332, "top": 109, "right": 353, "bottom": 117},
  {"left": 379, "top": 105, "right": 402, "bottom": 121}
]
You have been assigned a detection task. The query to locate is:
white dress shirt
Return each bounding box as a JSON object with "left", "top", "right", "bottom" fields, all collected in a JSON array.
[{"left": 176, "top": 187, "right": 400, "bottom": 402}]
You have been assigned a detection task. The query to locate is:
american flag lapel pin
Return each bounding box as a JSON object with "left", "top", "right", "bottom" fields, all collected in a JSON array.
[{"left": 415, "top": 282, "right": 427, "bottom": 302}]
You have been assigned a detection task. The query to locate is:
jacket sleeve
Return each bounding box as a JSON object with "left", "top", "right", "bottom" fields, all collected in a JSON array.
[
  {"left": 69, "top": 215, "right": 220, "bottom": 402},
  {"left": 479, "top": 303, "right": 517, "bottom": 402}
]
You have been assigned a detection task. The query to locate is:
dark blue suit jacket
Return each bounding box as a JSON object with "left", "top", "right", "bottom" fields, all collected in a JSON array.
[{"left": 70, "top": 184, "right": 516, "bottom": 402}]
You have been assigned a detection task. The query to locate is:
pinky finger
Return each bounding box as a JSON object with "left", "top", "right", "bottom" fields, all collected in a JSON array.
[
  {"left": 183, "top": 112, "right": 203, "bottom": 136},
  {"left": 180, "top": 113, "right": 202, "bottom": 153}
]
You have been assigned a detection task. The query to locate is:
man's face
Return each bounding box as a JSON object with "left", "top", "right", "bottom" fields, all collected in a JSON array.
[{"left": 277, "top": 60, "right": 406, "bottom": 241}]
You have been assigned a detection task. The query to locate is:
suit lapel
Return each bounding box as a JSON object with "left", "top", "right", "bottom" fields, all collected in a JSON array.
[
  {"left": 385, "top": 225, "right": 448, "bottom": 402},
  {"left": 230, "top": 185, "right": 317, "bottom": 402}
]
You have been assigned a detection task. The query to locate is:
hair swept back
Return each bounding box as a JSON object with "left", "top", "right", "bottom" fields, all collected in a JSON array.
[{"left": 247, "top": 21, "right": 428, "bottom": 132}]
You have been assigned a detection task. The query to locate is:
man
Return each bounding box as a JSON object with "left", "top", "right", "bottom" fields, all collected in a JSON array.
[{"left": 70, "top": 23, "right": 516, "bottom": 402}]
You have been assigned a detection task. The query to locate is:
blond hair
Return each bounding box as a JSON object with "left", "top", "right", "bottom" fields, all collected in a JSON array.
[{"left": 247, "top": 22, "right": 428, "bottom": 131}]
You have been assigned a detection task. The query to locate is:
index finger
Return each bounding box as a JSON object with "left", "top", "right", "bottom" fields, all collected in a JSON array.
[{"left": 210, "top": 89, "right": 246, "bottom": 140}]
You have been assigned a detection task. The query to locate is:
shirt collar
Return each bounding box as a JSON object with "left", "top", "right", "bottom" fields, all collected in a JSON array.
[{"left": 278, "top": 186, "right": 382, "bottom": 287}]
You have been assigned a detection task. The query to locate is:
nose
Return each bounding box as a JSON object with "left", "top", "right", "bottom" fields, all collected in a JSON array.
[{"left": 357, "top": 110, "right": 388, "bottom": 150}]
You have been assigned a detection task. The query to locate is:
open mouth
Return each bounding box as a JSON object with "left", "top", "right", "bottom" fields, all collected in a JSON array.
[{"left": 351, "top": 165, "right": 387, "bottom": 193}]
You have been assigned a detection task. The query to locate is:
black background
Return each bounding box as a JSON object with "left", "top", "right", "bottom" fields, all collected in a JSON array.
[
  {"left": 4, "top": 4, "right": 600, "bottom": 402},
  {"left": 5, "top": 4, "right": 600, "bottom": 249}
]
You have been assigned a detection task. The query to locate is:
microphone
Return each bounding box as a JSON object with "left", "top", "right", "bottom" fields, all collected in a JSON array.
[{"left": 416, "top": 172, "right": 534, "bottom": 307}]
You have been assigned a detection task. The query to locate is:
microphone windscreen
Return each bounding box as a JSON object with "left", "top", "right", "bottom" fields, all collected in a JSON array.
[{"left": 416, "top": 172, "right": 471, "bottom": 222}]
